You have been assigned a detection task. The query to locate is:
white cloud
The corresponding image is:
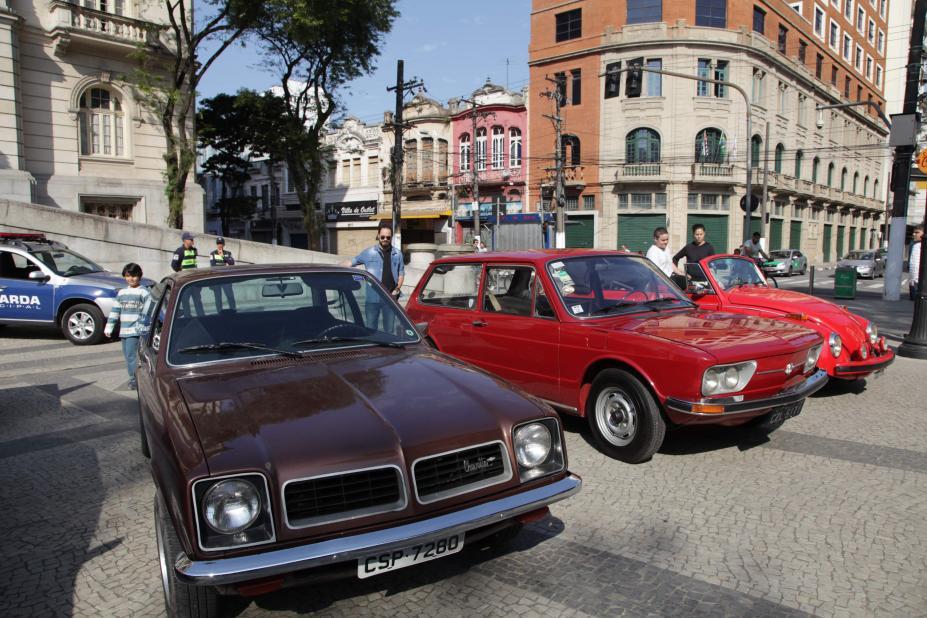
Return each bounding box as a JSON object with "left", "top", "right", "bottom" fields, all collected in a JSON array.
[{"left": 418, "top": 43, "right": 439, "bottom": 53}]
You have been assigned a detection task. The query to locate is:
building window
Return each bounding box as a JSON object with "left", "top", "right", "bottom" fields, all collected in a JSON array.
[
  {"left": 490, "top": 126, "right": 504, "bottom": 169},
  {"left": 856, "top": 84, "right": 862, "bottom": 101},
  {"left": 261, "top": 184, "right": 269, "bottom": 208},
  {"left": 403, "top": 141, "right": 417, "bottom": 182},
  {"left": 844, "top": 0, "right": 853, "bottom": 20},
  {"left": 812, "top": 157, "right": 820, "bottom": 183},
  {"left": 798, "top": 39, "right": 807, "bottom": 63},
  {"left": 875, "top": 65, "right": 882, "bottom": 87},
  {"left": 867, "top": 18, "right": 875, "bottom": 42},
  {"left": 697, "top": 59, "right": 728, "bottom": 97},
  {"left": 845, "top": 76, "right": 851, "bottom": 97},
  {"left": 555, "top": 8, "right": 581, "bottom": 42},
  {"left": 879, "top": 0, "right": 885, "bottom": 17},
  {"left": 778, "top": 25, "right": 788, "bottom": 53},
  {"left": 855, "top": 44, "right": 863, "bottom": 70},
  {"left": 778, "top": 83, "right": 788, "bottom": 112},
  {"left": 795, "top": 149, "right": 804, "bottom": 178},
  {"left": 555, "top": 72, "right": 567, "bottom": 105},
  {"left": 82, "top": 201, "right": 133, "bottom": 220},
  {"left": 626, "top": 128, "right": 661, "bottom": 163},
  {"left": 877, "top": 29, "right": 884, "bottom": 53},
  {"left": 831, "top": 66, "right": 838, "bottom": 86},
  {"left": 475, "top": 128, "right": 487, "bottom": 171},
  {"left": 645, "top": 58, "right": 662, "bottom": 96},
  {"left": 583, "top": 195, "right": 596, "bottom": 210},
  {"left": 829, "top": 20, "right": 839, "bottom": 49},
  {"left": 562, "top": 135, "right": 581, "bottom": 166},
  {"left": 460, "top": 133, "right": 470, "bottom": 172},
  {"left": 751, "top": 135, "right": 762, "bottom": 168},
  {"left": 857, "top": 6, "right": 865, "bottom": 31},
  {"left": 605, "top": 62, "right": 621, "bottom": 99},
  {"left": 752, "top": 68, "right": 765, "bottom": 102},
  {"left": 78, "top": 87, "right": 125, "bottom": 157},
  {"left": 816, "top": 53, "right": 824, "bottom": 79},
  {"left": 814, "top": 5, "right": 825, "bottom": 37},
  {"left": 753, "top": 6, "right": 766, "bottom": 34},
  {"left": 863, "top": 175, "right": 869, "bottom": 196},
  {"left": 843, "top": 33, "right": 851, "bottom": 60},
  {"left": 695, "top": 128, "right": 726, "bottom": 163},
  {"left": 841, "top": 167, "right": 848, "bottom": 190},
  {"left": 627, "top": 0, "right": 662, "bottom": 24},
  {"left": 509, "top": 128, "right": 522, "bottom": 168},
  {"left": 369, "top": 156, "right": 380, "bottom": 186},
  {"left": 827, "top": 162, "right": 835, "bottom": 186},
  {"left": 695, "top": 0, "right": 726, "bottom": 28},
  {"left": 571, "top": 69, "right": 582, "bottom": 105},
  {"left": 774, "top": 143, "right": 785, "bottom": 173},
  {"left": 865, "top": 55, "right": 873, "bottom": 79},
  {"left": 873, "top": 179, "right": 879, "bottom": 199},
  {"left": 853, "top": 171, "right": 859, "bottom": 193},
  {"left": 790, "top": 1, "right": 803, "bottom": 14}
]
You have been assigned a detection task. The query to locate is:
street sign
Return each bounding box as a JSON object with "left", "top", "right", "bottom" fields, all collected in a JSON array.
[{"left": 739, "top": 194, "right": 761, "bottom": 212}]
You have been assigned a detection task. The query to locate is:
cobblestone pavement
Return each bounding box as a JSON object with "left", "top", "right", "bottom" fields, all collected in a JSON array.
[{"left": 1, "top": 325, "right": 926, "bottom": 617}]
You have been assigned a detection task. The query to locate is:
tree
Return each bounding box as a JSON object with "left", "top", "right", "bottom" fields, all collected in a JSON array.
[
  {"left": 129, "top": 1, "right": 261, "bottom": 229},
  {"left": 197, "top": 92, "right": 262, "bottom": 235},
  {"left": 252, "top": 0, "right": 399, "bottom": 249}
]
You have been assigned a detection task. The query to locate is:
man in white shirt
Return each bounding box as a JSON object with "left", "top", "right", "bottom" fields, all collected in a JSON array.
[
  {"left": 741, "top": 232, "right": 769, "bottom": 262},
  {"left": 646, "top": 226, "right": 674, "bottom": 277},
  {"left": 910, "top": 225, "right": 923, "bottom": 300}
]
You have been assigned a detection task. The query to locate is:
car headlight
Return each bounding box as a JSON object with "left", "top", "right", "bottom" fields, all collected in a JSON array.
[
  {"left": 204, "top": 479, "right": 261, "bottom": 534},
  {"left": 513, "top": 418, "right": 565, "bottom": 482},
  {"left": 866, "top": 323, "right": 878, "bottom": 345},
  {"left": 828, "top": 332, "right": 842, "bottom": 358},
  {"left": 193, "top": 473, "right": 275, "bottom": 551},
  {"left": 804, "top": 345, "right": 822, "bottom": 373},
  {"left": 701, "top": 361, "right": 757, "bottom": 396}
]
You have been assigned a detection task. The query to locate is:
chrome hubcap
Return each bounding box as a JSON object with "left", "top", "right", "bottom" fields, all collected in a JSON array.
[
  {"left": 67, "top": 311, "right": 95, "bottom": 340},
  {"left": 595, "top": 387, "right": 637, "bottom": 447}
]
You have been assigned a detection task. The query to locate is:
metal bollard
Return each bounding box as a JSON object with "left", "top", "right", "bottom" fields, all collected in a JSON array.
[{"left": 809, "top": 266, "right": 815, "bottom": 296}]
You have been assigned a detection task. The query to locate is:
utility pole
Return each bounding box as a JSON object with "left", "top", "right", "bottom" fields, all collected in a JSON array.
[
  {"left": 460, "top": 97, "right": 495, "bottom": 242},
  {"left": 885, "top": 0, "right": 926, "bottom": 302},
  {"left": 386, "top": 59, "right": 424, "bottom": 251},
  {"left": 542, "top": 76, "right": 565, "bottom": 248},
  {"left": 761, "top": 122, "right": 770, "bottom": 243}
]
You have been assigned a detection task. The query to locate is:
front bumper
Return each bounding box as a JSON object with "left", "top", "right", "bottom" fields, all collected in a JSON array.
[
  {"left": 763, "top": 264, "right": 788, "bottom": 274},
  {"left": 833, "top": 349, "right": 895, "bottom": 377},
  {"left": 175, "top": 473, "right": 582, "bottom": 586},
  {"left": 664, "top": 369, "right": 828, "bottom": 416}
]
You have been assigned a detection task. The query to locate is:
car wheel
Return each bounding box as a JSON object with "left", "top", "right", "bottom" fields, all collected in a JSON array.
[
  {"left": 139, "top": 399, "right": 150, "bottom": 459},
  {"left": 787, "top": 265, "right": 793, "bottom": 277},
  {"left": 586, "top": 369, "right": 665, "bottom": 464},
  {"left": 155, "top": 495, "right": 221, "bottom": 618},
  {"left": 61, "top": 304, "right": 105, "bottom": 345}
]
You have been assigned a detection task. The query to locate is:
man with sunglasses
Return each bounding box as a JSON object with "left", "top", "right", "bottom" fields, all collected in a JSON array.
[{"left": 345, "top": 222, "right": 405, "bottom": 332}]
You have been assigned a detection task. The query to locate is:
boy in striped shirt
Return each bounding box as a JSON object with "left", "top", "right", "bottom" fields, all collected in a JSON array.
[{"left": 104, "top": 263, "right": 151, "bottom": 391}]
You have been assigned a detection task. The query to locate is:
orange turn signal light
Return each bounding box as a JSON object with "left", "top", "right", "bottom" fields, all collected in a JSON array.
[
  {"left": 784, "top": 312, "right": 808, "bottom": 321},
  {"left": 691, "top": 403, "right": 725, "bottom": 414}
]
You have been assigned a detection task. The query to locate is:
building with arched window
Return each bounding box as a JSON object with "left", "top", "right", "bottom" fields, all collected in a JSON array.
[
  {"left": 529, "top": 0, "right": 888, "bottom": 260},
  {"left": 0, "top": 0, "right": 202, "bottom": 227}
]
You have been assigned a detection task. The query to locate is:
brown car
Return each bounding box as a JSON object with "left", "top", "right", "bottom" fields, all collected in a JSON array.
[{"left": 136, "top": 265, "right": 580, "bottom": 617}]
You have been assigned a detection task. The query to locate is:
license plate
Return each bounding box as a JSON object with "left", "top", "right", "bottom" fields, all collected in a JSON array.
[
  {"left": 767, "top": 402, "right": 803, "bottom": 424},
  {"left": 357, "top": 534, "right": 464, "bottom": 579}
]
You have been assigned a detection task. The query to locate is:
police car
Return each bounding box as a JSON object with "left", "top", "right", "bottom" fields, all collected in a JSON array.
[{"left": 0, "top": 233, "right": 154, "bottom": 345}]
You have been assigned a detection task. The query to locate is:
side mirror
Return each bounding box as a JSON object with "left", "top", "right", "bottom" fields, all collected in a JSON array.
[
  {"left": 687, "top": 281, "right": 713, "bottom": 296},
  {"left": 414, "top": 322, "right": 429, "bottom": 338},
  {"left": 28, "top": 270, "right": 49, "bottom": 281}
]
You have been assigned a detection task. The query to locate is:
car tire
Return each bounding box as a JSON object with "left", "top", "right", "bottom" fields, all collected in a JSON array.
[
  {"left": 61, "top": 303, "right": 105, "bottom": 345},
  {"left": 787, "top": 265, "right": 793, "bottom": 277},
  {"left": 139, "top": 399, "right": 150, "bottom": 459},
  {"left": 156, "top": 495, "right": 221, "bottom": 618},
  {"left": 586, "top": 369, "right": 665, "bottom": 464}
]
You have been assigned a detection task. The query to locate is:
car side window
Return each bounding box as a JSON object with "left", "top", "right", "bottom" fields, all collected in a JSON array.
[
  {"left": 0, "top": 251, "right": 41, "bottom": 280},
  {"left": 418, "top": 263, "right": 482, "bottom": 310},
  {"left": 534, "top": 279, "right": 555, "bottom": 318},
  {"left": 142, "top": 282, "right": 169, "bottom": 352},
  {"left": 483, "top": 266, "right": 534, "bottom": 316}
]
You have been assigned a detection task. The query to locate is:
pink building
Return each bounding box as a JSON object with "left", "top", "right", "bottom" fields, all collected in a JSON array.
[{"left": 449, "top": 81, "right": 526, "bottom": 240}]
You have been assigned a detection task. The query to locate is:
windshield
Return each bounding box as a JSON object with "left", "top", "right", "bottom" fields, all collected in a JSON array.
[
  {"left": 30, "top": 249, "right": 103, "bottom": 276},
  {"left": 706, "top": 257, "right": 768, "bottom": 291},
  {"left": 546, "top": 255, "right": 690, "bottom": 318},
  {"left": 167, "top": 271, "right": 419, "bottom": 365},
  {"left": 845, "top": 251, "right": 873, "bottom": 260},
  {"left": 768, "top": 251, "right": 791, "bottom": 259}
]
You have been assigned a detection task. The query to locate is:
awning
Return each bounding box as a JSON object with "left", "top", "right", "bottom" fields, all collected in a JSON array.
[{"left": 371, "top": 205, "right": 451, "bottom": 220}]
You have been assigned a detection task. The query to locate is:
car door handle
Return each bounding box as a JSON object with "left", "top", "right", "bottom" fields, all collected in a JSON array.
[{"left": 472, "top": 320, "right": 488, "bottom": 327}]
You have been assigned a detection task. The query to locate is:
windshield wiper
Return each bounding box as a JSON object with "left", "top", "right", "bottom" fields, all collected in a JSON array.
[
  {"left": 641, "top": 297, "right": 690, "bottom": 308},
  {"left": 177, "top": 342, "right": 304, "bottom": 358},
  {"left": 591, "top": 301, "right": 658, "bottom": 315},
  {"left": 292, "top": 336, "right": 407, "bottom": 349}
]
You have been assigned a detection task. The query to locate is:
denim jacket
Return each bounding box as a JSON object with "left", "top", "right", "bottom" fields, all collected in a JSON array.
[{"left": 352, "top": 245, "right": 404, "bottom": 299}]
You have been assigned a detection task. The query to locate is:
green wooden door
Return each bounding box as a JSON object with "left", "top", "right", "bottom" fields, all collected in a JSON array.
[
  {"left": 769, "top": 219, "right": 783, "bottom": 250},
  {"left": 565, "top": 214, "right": 595, "bottom": 248},
  {"left": 823, "top": 224, "right": 832, "bottom": 262},
  {"left": 836, "top": 225, "right": 845, "bottom": 259},
  {"left": 849, "top": 227, "right": 856, "bottom": 251},
  {"left": 789, "top": 220, "right": 802, "bottom": 250},
  {"left": 687, "top": 214, "right": 729, "bottom": 254},
  {"left": 618, "top": 214, "right": 667, "bottom": 253}
]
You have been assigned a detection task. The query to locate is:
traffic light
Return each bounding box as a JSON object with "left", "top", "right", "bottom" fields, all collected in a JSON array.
[{"left": 626, "top": 58, "right": 643, "bottom": 98}]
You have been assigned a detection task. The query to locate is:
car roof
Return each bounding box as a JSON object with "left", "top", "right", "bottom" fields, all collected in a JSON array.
[
  {"left": 165, "top": 263, "right": 353, "bottom": 284},
  {"left": 432, "top": 249, "right": 636, "bottom": 265}
]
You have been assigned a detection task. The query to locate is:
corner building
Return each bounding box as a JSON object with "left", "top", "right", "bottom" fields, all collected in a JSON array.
[{"left": 528, "top": 0, "right": 888, "bottom": 262}]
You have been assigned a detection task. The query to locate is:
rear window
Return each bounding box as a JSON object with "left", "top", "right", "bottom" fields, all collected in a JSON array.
[{"left": 419, "top": 263, "right": 482, "bottom": 310}]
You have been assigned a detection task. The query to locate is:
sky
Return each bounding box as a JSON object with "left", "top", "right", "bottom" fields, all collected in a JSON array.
[{"left": 197, "top": 0, "right": 533, "bottom": 127}]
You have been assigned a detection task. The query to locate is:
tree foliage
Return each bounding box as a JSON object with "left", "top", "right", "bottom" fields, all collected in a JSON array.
[{"left": 252, "top": 0, "right": 399, "bottom": 249}]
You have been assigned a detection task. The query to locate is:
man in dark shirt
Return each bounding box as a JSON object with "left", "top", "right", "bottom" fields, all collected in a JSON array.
[
  {"left": 170, "top": 232, "right": 198, "bottom": 272},
  {"left": 671, "top": 223, "right": 716, "bottom": 288}
]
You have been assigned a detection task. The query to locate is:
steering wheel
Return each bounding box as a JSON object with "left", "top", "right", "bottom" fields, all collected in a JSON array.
[
  {"left": 315, "top": 322, "right": 372, "bottom": 339},
  {"left": 604, "top": 280, "right": 633, "bottom": 292}
]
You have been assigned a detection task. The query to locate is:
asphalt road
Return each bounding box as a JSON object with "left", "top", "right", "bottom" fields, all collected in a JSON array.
[{"left": 1, "top": 325, "right": 926, "bottom": 617}]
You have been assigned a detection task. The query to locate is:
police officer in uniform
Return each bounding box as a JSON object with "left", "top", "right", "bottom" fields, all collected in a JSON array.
[
  {"left": 170, "top": 232, "right": 203, "bottom": 315},
  {"left": 209, "top": 237, "right": 236, "bottom": 311}
]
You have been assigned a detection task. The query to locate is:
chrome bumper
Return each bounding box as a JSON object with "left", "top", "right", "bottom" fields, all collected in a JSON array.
[
  {"left": 175, "top": 473, "right": 582, "bottom": 586},
  {"left": 665, "top": 369, "right": 828, "bottom": 416},
  {"left": 833, "top": 349, "right": 895, "bottom": 377}
]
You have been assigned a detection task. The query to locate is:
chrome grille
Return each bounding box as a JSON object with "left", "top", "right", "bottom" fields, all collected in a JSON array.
[
  {"left": 283, "top": 466, "right": 405, "bottom": 528},
  {"left": 413, "top": 441, "right": 511, "bottom": 504}
]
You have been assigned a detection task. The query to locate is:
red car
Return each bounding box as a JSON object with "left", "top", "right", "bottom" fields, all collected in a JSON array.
[
  {"left": 684, "top": 255, "right": 894, "bottom": 380},
  {"left": 406, "top": 250, "right": 827, "bottom": 464}
]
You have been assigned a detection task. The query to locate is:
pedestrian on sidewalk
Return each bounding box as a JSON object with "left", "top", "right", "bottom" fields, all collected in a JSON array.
[
  {"left": 645, "top": 226, "right": 674, "bottom": 278},
  {"left": 910, "top": 225, "right": 923, "bottom": 301},
  {"left": 171, "top": 231, "right": 198, "bottom": 272},
  {"left": 103, "top": 263, "right": 150, "bottom": 391},
  {"left": 342, "top": 222, "right": 404, "bottom": 332},
  {"left": 209, "top": 237, "right": 236, "bottom": 311}
]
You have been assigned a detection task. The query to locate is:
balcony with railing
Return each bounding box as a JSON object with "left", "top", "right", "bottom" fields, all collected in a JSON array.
[
  {"left": 619, "top": 163, "right": 663, "bottom": 180},
  {"left": 543, "top": 165, "right": 585, "bottom": 188},
  {"left": 691, "top": 163, "right": 734, "bottom": 183},
  {"left": 49, "top": 1, "right": 164, "bottom": 55}
]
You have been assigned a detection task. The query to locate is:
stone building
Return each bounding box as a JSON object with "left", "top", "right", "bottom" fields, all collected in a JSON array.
[
  {"left": 0, "top": 0, "right": 202, "bottom": 228},
  {"left": 528, "top": 0, "right": 888, "bottom": 262}
]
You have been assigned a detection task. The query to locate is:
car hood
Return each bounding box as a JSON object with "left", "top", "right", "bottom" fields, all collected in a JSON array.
[
  {"left": 176, "top": 347, "right": 546, "bottom": 475},
  {"left": 68, "top": 271, "right": 157, "bottom": 289},
  {"left": 617, "top": 309, "right": 817, "bottom": 362}
]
